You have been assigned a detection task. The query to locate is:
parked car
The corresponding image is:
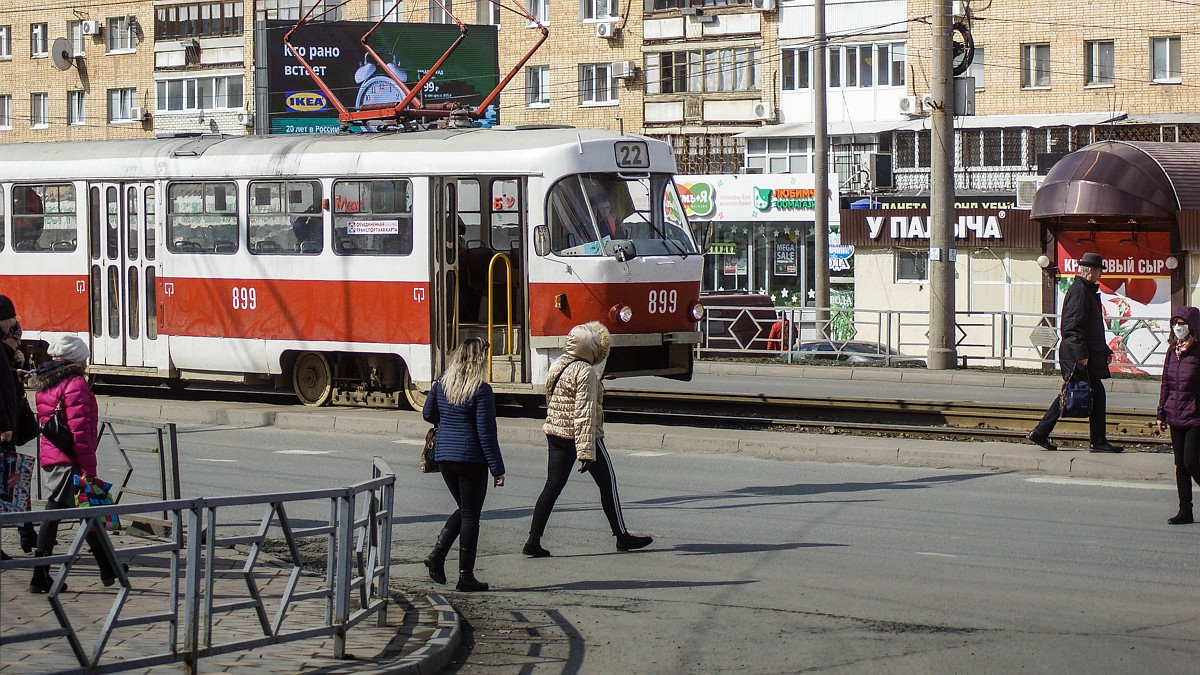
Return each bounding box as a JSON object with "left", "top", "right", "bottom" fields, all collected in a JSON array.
[
  {"left": 698, "top": 292, "right": 779, "bottom": 356},
  {"left": 781, "top": 340, "right": 926, "bottom": 366}
]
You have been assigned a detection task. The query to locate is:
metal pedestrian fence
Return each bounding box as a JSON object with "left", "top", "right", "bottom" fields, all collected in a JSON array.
[{"left": 0, "top": 457, "right": 395, "bottom": 673}]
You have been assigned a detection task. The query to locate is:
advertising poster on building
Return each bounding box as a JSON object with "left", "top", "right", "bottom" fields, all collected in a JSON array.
[
  {"left": 1056, "top": 231, "right": 1171, "bottom": 375},
  {"left": 774, "top": 240, "right": 798, "bottom": 276},
  {"left": 264, "top": 20, "right": 499, "bottom": 134}
]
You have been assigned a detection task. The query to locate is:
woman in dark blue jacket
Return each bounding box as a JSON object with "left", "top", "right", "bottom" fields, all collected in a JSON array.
[
  {"left": 422, "top": 337, "right": 506, "bottom": 591},
  {"left": 1158, "top": 306, "right": 1200, "bottom": 525}
]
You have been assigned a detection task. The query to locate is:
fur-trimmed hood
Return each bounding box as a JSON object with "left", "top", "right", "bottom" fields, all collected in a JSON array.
[{"left": 30, "top": 361, "right": 88, "bottom": 392}]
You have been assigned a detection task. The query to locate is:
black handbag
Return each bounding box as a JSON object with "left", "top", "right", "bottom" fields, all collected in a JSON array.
[
  {"left": 1060, "top": 371, "right": 1093, "bottom": 419},
  {"left": 420, "top": 426, "right": 439, "bottom": 474},
  {"left": 40, "top": 400, "right": 74, "bottom": 455}
]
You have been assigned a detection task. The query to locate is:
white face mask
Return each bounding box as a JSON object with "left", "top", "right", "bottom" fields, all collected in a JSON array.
[{"left": 1174, "top": 324, "right": 1191, "bottom": 341}]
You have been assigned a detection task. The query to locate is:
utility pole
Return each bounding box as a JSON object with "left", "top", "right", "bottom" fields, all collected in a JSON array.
[
  {"left": 928, "top": 0, "right": 957, "bottom": 369},
  {"left": 813, "top": 0, "right": 830, "bottom": 333}
]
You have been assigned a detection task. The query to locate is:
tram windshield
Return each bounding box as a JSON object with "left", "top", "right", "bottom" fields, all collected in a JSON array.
[{"left": 547, "top": 173, "right": 697, "bottom": 257}]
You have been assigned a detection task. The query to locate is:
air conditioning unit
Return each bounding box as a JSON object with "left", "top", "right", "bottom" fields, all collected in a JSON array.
[
  {"left": 81, "top": 20, "right": 101, "bottom": 36},
  {"left": 921, "top": 92, "right": 935, "bottom": 111},
  {"left": 752, "top": 101, "right": 775, "bottom": 120},
  {"left": 236, "top": 111, "right": 254, "bottom": 128},
  {"left": 898, "top": 95, "right": 921, "bottom": 116},
  {"left": 1015, "top": 176, "right": 1045, "bottom": 209},
  {"left": 129, "top": 106, "right": 146, "bottom": 122},
  {"left": 868, "top": 152, "right": 894, "bottom": 190},
  {"left": 751, "top": 0, "right": 775, "bottom": 10},
  {"left": 595, "top": 22, "right": 618, "bottom": 39},
  {"left": 612, "top": 60, "right": 636, "bottom": 79}
]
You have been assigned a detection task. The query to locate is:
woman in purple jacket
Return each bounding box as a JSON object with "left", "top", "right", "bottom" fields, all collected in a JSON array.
[
  {"left": 1157, "top": 306, "right": 1200, "bottom": 525},
  {"left": 28, "top": 335, "right": 119, "bottom": 593}
]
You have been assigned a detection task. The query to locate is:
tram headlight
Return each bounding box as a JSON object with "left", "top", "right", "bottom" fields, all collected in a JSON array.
[
  {"left": 610, "top": 304, "right": 634, "bottom": 324},
  {"left": 689, "top": 302, "right": 705, "bottom": 321}
]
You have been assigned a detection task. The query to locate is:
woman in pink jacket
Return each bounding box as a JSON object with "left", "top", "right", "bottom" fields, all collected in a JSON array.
[{"left": 28, "top": 334, "right": 118, "bottom": 593}]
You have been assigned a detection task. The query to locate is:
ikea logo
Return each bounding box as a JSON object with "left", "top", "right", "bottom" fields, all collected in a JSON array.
[{"left": 285, "top": 92, "right": 329, "bottom": 112}]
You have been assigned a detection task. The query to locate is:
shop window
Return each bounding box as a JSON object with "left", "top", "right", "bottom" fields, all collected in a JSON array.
[{"left": 896, "top": 250, "right": 928, "bottom": 282}]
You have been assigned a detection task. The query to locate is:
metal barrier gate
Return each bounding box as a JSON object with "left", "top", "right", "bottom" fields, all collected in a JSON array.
[{"left": 0, "top": 457, "right": 395, "bottom": 673}]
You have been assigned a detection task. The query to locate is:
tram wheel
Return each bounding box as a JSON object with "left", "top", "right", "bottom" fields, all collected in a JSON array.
[
  {"left": 401, "top": 366, "right": 426, "bottom": 411},
  {"left": 293, "top": 352, "right": 333, "bottom": 407}
]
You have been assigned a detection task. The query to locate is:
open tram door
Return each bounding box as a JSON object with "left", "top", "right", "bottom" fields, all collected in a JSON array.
[
  {"left": 86, "top": 182, "right": 162, "bottom": 373},
  {"left": 431, "top": 177, "right": 528, "bottom": 388}
]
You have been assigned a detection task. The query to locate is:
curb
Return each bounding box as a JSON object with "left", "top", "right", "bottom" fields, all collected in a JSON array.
[{"left": 390, "top": 593, "right": 461, "bottom": 675}]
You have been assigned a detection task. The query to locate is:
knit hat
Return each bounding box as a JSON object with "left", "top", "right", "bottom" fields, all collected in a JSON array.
[
  {"left": 0, "top": 295, "right": 14, "bottom": 321},
  {"left": 47, "top": 334, "right": 90, "bottom": 363}
]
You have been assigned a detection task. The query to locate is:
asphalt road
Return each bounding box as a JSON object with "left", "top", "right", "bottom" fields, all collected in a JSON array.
[{"left": 102, "top": 423, "right": 1199, "bottom": 674}]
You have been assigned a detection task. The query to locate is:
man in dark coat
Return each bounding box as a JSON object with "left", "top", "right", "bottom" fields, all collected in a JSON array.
[{"left": 1027, "top": 253, "right": 1123, "bottom": 453}]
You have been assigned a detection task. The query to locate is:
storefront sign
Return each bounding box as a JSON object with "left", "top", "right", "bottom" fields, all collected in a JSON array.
[
  {"left": 840, "top": 208, "right": 1036, "bottom": 248},
  {"left": 774, "top": 241, "right": 798, "bottom": 276},
  {"left": 677, "top": 174, "right": 839, "bottom": 222},
  {"left": 867, "top": 213, "right": 1004, "bottom": 239},
  {"left": 707, "top": 242, "right": 737, "bottom": 255}
]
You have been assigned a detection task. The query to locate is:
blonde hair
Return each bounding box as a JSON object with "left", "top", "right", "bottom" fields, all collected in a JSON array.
[{"left": 441, "top": 337, "right": 488, "bottom": 406}]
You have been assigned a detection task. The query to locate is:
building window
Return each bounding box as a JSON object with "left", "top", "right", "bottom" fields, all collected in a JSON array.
[
  {"left": 0, "top": 26, "right": 10, "bottom": 59},
  {"left": 1021, "top": 43, "right": 1050, "bottom": 88},
  {"left": 107, "top": 17, "right": 137, "bottom": 52},
  {"left": 0, "top": 95, "right": 11, "bottom": 129},
  {"left": 67, "top": 21, "right": 85, "bottom": 56},
  {"left": 526, "top": 65, "right": 550, "bottom": 107},
  {"left": 828, "top": 46, "right": 842, "bottom": 87},
  {"left": 257, "top": 1, "right": 342, "bottom": 21},
  {"left": 156, "top": 2, "right": 245, "bottom": 40},
  {"left": 155, "top": 75, "right": 244, "bottom": 112},
  {"left": 782, "top": 48, "right": 810, "bottom": 91},
  {"left": 529, "top": 0, "right": 550, "bottom": 24},
  {"left": 30, "top": 23, "right": 47, "bottom": 58},
  {"left": 30, "top": 93, "right": 48, "bottom": 128},
  {"left": 1084, "top": 40, "right": 1114, "bottom": 85},
  {"left": 108, "top": 88, "right": 137, "bottom": 122},
  {"left": 1151, "top": 36, "right": 1181, "bottom": 83},
  {"left": 582, "top": 0, "right": 617, "bottom": 21},
  {"left": 896, "top": 250, "right": 928, "bottom": 282},
  {"left": 476, "top": 0, "right": 501, "bottom": 25},
  {"left": 68, "top": 91, "right": 85, "bottom": 126},
  {"left": 877, "top": 42, "right": 905, "bottom": 86},
  {"left": 893, "top": 130, "right": 932, "bottom": 169},
  {"left": 745, "top": 138, "right": 813, "bottom": 174},
  {"left": 368, "top": 0, "right": 403, "bottom": 21},
  {"left": 430, "top": 0, "right": 453, "bottom": 24},
  {"left": 965, "top": 46, "right": 984, "bottom": 88},
  {"left": 645, "top": 48, "right": 759, "bottom": 95},
  {"left": 580, "top": 63, "right": 617, "bottom": 105}
]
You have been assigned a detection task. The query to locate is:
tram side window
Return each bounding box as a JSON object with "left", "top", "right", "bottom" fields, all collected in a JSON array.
[
  {"left": 167, "top": 182, "right": 238, "bottom": 254},
  {"left": 547, "top": 178, "right": 599, "bottom": 255},
  {"left": 332, "top": 179, "right": 413, "bottom": 256},
  {"left": 491, "top": 179, "right": 521, "bottom": 253},
  {"left": 12, "top": 184, "right": 77, "bottom": 252},
  {"left": 248, "top": 180, "right": 323, "bottom": 255},
  {"left": 0, "top": 186, "right": 5, "bottom": 251}
]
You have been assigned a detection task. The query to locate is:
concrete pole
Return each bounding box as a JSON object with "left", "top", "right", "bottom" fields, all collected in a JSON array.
[
  {"left": 928, "top": 0, "right": 957, "bottom": 369},
  {"left": 813, "top": 0, "right": 830, "bottom": 334}
]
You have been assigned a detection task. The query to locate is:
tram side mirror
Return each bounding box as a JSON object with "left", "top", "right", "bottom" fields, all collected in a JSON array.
[
  {"left": 612, "top": 240, "right": 637, "bottom": 262},
  {"left": 534, "top": 224, "right": 550, "bottom": 257}
]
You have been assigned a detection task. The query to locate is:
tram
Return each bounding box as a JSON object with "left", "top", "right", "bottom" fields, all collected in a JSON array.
[{"left": 0, "top": 128, "right": 705, "bottom": 407}]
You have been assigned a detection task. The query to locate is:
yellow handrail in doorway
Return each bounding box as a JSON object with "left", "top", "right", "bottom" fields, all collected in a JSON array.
[{"left": 486, "top": 252, "right": 513, "bottom": 380}]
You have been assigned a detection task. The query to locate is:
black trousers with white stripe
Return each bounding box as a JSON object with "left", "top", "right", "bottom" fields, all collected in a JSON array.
[{"left": 529, "top": 435, "right": 627, "bottom": 538}]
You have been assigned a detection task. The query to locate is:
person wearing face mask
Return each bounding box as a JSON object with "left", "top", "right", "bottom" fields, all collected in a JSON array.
[
  {"left": 1027, "top": 252, "right": 1123, "bottom": 453},
  {"left": 1157, "top": 307, "right": 1200, "bottom": 525}
]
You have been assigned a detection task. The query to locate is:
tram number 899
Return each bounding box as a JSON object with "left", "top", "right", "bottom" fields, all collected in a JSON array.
[
  {"left": 648, "top": 289, "right": 677, "bottom": 314},
  {"left": 232, "top": 286, "right": 258, "bottom": 310}
]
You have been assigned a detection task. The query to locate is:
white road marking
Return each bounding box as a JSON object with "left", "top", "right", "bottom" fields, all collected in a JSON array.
[
  {"left": 1026, "top": 476, "right": 1173, "bottom": 491},
  {"left": 629, "top": 451, "right": 669, "bottom": 457},
  {"left": 275, "top": 450, "right": 333, "bottom": 455},
  {"left": 195, "top": 458, "right": 238, "bottom": 463},
  {"left": 915, "top": 552, "right": 958, "bottom": 558}
]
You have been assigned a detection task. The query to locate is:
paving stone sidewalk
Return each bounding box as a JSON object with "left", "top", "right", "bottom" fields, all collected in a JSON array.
[{"left": 0, "top": 528, "right": 458, "bottom": 674}]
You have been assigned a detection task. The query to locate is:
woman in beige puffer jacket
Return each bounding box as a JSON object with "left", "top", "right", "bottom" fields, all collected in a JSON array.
[{"left": 524, "top": 322, "right": 653, "bottom": 557}]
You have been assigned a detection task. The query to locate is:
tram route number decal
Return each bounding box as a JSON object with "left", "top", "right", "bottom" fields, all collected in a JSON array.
[
  {"left": 232, "top": 286, "right": 258, "bottom": 310},
  {"left": 648, "top": 289, "right": 677, "bottom": 314},
  {"left": 614, "top": 141, "right": 650, "bottom": 170}
]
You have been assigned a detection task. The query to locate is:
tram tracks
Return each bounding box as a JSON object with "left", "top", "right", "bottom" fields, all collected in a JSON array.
[{"left": 603, "top": 390, "right": 1167, "bottom": 450}]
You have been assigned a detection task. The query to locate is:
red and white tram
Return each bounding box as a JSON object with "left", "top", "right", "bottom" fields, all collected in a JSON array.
[{"left": 0, "top": 128, "right": 704, "bottom": 407}]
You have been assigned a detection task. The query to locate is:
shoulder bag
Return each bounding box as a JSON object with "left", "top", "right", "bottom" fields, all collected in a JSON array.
[
  {"left": 1059, "top": 368, "right": 1093, "bottom": 419},
  {"left": 41, "top": 399, "right": 75, "bottom": 455},
  {"left": 421, "top": 381, "right": 440, "bottom": 474}
]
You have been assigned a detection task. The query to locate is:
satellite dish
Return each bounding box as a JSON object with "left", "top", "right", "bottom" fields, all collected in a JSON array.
[{"left": 50, "top": 37, "right": 73, "bottom": 71}]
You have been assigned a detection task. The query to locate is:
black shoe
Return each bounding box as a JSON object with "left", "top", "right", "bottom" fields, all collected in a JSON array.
[
  {"left": 19, "top": 525, "right": 36, "bottom": 554},
  {"left": 100, "top": 563, "right": 130, "bottom": 588},
  {"left": 1168, "top": 510, "right": 1194, "bottom": 525},
  {"left": 455, "top": 572, "right": 489, "bottom": 592},
  {"left": 1089, "top": 442, "right": 1124, "bottom": 453},
  {"left": 1026, "top": 432, "right": 1058, "bottom": 452},
  {"left": 423, "top": 556, "right": 447, "bottom": 585},
  {"left": 522, "top": 538, "right": 551, "bottom": 558},
  {"left": 29, "top": 566, "right": 51, "bottom": 594},
  {"left": 616, "top": 533, "right": 653, "bottom": 552}
]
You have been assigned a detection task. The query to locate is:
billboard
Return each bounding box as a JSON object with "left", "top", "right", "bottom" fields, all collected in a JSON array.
[{"left": 263, "top": 20, "right": 499, "bottom": 133}]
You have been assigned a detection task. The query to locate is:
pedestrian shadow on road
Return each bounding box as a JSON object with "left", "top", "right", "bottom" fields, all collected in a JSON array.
[
  {"left": 669, "top": 542, "right": 846, "bottom": 555},
  {"left": 502, "top": 578, "right": 757, "bottom": 593}
]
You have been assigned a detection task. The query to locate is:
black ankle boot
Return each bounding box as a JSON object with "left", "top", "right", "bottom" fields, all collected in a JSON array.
[
  {"left": 1168, "top": 509, "right": 1194, "bottom": 525},
  {"left": 29, "top": 565, "right": 51, "bottom": 594},
  {"left": 522, "top": 534, "right": 551, "bottom": 558},
  {"left": 456, "top": 571, "right": 489, "bottom": 592},
  {"left": 423, "top": 527, "right": 455, "bottom": 585},
  {"left": 19, "top": 523, "right": 36, "bottom": 554}
]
